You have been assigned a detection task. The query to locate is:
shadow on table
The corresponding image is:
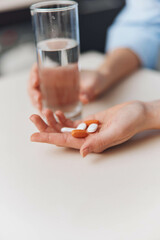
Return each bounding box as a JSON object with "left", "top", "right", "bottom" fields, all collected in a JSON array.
[
  {"left": 91, "top": 129, "right": 160, "bottom": 164},
  {"left": 49, "top": 129, "right": 160, "bottom": 163}
]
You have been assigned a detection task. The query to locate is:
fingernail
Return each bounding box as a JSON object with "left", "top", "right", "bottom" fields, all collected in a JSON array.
[
  {"left": 80, "top": 94, "right": 89, "bottom": 104},
  {"left": 29, "top": 115, "right": 34, "bottom": 121},
  {"left": 30, "top": 133, "right": 39, "bottom": 142},
  {"left": 83, "top": 96, "right": 89, "bottom": 103},
  {"left": 30, "top": 135, "right": 35, "bottom": 142},
  {"left": 81, "top": 148, "right": 89, "bottom": 158}
]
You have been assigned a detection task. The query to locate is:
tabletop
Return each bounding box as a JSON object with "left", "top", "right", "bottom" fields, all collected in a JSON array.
[{"left": 0, "top": 52, "right": 160, "bottom": 240}]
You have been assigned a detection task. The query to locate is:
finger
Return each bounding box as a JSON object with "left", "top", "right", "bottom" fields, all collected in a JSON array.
[
  {"left": 79, "top": 93, "right": 89, "bottom": 104},
  {"left": 28, "top": 63, "right": 42, "bottom": 110},
  {"left": 30, "top": 89, "right": 41, "bottom": 104},
  {"left": 29, "top": 63, "right": 39, "bottom": 88},
  {"left": 43, "top": 109, "right": 60, "bottom": 131},
  {"left": 80, "top": 135, "right": 100, "bottom": 157},
  {"left": 80, "top": 89, "right": 95, "bottom": 103},
  {"left": 80, "top": 131, "right": 113, "bottom": 157},
  {"left": 31, "top": 132, "right": 85, "bottom": 149},
  {"left": 32, "top": 63, "right": 38, "bottom": 73},
  {"left": 55, "top": 110, "right": 80, "bottom": 127},
  {"left": 29, "top": 89, "right": 42, "bottom": 110},
  {"left": 30, "top": 114, "right": 48, "bottom": 132}
]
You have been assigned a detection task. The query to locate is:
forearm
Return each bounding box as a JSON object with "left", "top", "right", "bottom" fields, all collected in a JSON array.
[
  {"left": 97, "top": 48, "right": 141, "bottom": 89},
  {"left": 145, "top": 100, "right": 160, "bottom": 130}
]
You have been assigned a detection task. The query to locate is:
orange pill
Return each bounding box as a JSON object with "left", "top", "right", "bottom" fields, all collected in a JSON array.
[
  {"left": 72, "top": 129, "right": 88, "bottom": 138},
  {"left": 84, "top": 120, "right": 100, "bottom": 127}
]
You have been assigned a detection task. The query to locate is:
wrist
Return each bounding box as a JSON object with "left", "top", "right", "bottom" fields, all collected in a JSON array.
[
  {"left": 144, "top": 100, "right": 160, "bottom": 130},
  {"left": 96, "top": 66, "right": 113, "bottom": 90}
]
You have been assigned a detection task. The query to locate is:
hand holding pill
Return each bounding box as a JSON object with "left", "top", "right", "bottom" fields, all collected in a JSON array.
[{"left": 30, "top": 101, "right": 148, "bottom": 157}]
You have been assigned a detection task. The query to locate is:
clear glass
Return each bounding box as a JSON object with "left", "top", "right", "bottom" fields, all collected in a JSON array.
[{"left": 30, "top": 1, "right": 82, "bottom": 119}]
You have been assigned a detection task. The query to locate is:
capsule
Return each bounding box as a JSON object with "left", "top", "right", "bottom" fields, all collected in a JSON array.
[{"left": 61, "top": 127, "right": 76, "bottom": 133}]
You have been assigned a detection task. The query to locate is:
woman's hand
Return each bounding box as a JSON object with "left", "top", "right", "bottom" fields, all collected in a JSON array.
[
  {"left": 28, "top": 64, "right": 42, "bottom": 111},
  {"left": 28, "top": 64, "right": 107, "bottom": 108},
  {"left": 79, "top": 70, "right": 108, "bottom": 104},
  {"left": 28, "top": 49, "right": 140, "bottom": 109},
  {"left": 30, "top": 101, "right": 150, "bottom": 157}
]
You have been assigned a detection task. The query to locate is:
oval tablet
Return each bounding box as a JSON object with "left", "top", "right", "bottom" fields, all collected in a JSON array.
[
  {"left": 77, "top": 123, "right": 87, "bottom": 130},
  {"left": 87, "top": 123, "right": 98, "bottom": 133},
  {"left": 61, "top": 127, "right": 76, "bottom": 133},
  {"left": 84, "top": 120, "right": 99, "bottom": 127}
]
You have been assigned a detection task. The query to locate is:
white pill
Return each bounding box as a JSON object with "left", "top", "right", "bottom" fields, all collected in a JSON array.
[
  {"left": 76, "top": 123, "right": 87, "bottom": 130},
  {"left": 61, "top": 127, "right": 76, "bottom": 133},
  {"left": 87, "top": 123, "right": 98, "bottom": 133}
]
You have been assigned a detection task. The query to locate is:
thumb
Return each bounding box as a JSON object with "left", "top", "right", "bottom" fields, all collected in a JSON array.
[
  {"left": 79, "top": 93, "right": 89, "bottom": 104},
  {"left": 80, "top": 128, "right": 116, "bottom": 157},
  {"left": 80, "top": 135, "right": 104, "bottom": 158}
]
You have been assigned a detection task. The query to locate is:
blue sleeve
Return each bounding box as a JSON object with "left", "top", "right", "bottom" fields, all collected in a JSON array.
[{"left": 106, "top": 0, "right": 160, "bottom": 69}]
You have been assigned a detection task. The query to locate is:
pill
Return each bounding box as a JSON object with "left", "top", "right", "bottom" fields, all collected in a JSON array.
[
  {"left": 84, "top": 120, "right": 100, "bottom": 126},
  {"left": 72, "top": 129, "right": 88, "bottom": 138},
  {"left": 76, "top": 123, "right": 87, "bottom": 130},
  {"left": 61, "top": 127, "right": 76, "bottom": 133},
  {"left": 87, "top": 123, "right": 98, "bottom": 133}
]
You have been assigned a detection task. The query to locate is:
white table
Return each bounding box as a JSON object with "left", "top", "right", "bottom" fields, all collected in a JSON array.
[{"left": 0, "top": 53, "right": 160, "bottom": 240}]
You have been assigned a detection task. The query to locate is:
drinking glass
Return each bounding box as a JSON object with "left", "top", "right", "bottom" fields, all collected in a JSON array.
[{"left": 30, "top": 1, "right": 81, "bottom": 119}]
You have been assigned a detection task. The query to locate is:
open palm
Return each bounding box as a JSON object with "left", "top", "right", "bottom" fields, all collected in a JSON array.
[{"left": 30, "top": 101, "right": 147, "bottom": 157}]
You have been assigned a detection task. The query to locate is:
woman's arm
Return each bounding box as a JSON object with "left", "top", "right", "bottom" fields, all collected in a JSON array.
[
  {"left": 106, "top": 0, "right": 160, "bottom": 69},
  {"left": 30, "top": 100, "right": 160, "bottom": 157},
  {"left": 79, "top": 48, "right": 141, "bottom": 103},
  {"left": 97, "top": 48, "right": 141, "bottom": 90},
  {"left": 145, "top": 100, "right": 160, "bottom": 130}
]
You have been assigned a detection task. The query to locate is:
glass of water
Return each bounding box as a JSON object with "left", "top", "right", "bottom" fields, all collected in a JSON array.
[{"left": 30, "top": 1, "right": 81, "bottom": 119}]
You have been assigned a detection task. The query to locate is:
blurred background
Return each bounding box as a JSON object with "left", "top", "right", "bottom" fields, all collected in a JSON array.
[{"left": 0, "top": 0, "right": 125, "bottom": 76}]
